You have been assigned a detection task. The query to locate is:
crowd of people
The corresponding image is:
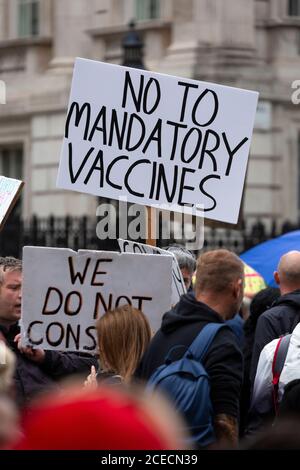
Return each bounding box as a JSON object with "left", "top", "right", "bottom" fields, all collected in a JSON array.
[{"left": 1, "top": 246, "right": 300, "bottom": 450}]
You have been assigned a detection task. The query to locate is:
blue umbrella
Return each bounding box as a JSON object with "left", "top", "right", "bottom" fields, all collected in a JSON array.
[{"left": 240, "top": 230, "right": 300, "bottom": 287}]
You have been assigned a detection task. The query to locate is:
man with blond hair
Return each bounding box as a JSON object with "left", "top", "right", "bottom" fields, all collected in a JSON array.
[
  {"left": 0, "top": 256, "right": 97, "bottom": 408},
  {"left": 250, "top": 250, "right": 300, "bottom": 384},
  {"left": 135, "top": 249, "right": 244, "bottom": 448}
]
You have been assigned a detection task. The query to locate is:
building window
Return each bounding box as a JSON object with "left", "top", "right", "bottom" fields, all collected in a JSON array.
[
  {"left": 18, "top": 0, "right": 39, "bottom": 37},
  {"left": 136, "top": 0, "right": 160, "bottom": 21},
  {"left": 288, "top": 0, "right": 300, "bottom": 16},
  {"left": 0, "top": 147, "right": 23, "bottom": 215}
]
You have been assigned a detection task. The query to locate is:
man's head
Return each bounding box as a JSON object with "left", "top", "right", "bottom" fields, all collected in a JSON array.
[
  {"left": 165, "top": 245, "right": 196, "bottom": 290},
  {"left": 0, "top": 257, "right": 22, "bottom": 327},
  {"left": 195, "top": 249, "right": 244, "bottom": 320},
  {"left": 274, "top": 251, "right": 300, "bottom": 295}
]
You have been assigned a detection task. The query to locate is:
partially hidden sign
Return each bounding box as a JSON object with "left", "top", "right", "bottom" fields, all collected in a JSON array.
[
  {"left": 118, "top": 238, "right": 186, "bottom": 306},
  {"left": 0, "top": 176, "right": 24, "bottom": 231},
  {"left": 21, "top": 246, "right": 172, "bottom": 353},
  {"left": 56, "top": 58, "right": 258, "bottom": 224}
]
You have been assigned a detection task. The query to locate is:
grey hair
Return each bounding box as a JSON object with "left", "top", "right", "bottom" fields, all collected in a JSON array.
[
  {"left": 164, "top": 245, "right": 196, "bottom": 274},
  {"left": 0, "top": 257, "right": 22, "bottom": 286}
]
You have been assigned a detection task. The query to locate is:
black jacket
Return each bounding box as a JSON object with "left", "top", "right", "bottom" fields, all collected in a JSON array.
[
  {"left": 250, "top": 289, "right": 300, "bottom": 385},
  {"left": 135, "top": 293, "right": 243, "bottom": 418},
  {"left": 0, "top": 322, "right": 97, "bottom": 408}
]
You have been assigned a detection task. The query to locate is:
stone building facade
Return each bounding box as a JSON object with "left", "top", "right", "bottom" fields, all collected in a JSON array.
[{"left": 0, "top": 0, "right": 299, "bottom": 227}]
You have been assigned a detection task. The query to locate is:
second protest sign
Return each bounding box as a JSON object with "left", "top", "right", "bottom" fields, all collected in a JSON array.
[{"left": 21, "top": 246, "right": 172, "bottom": 353}]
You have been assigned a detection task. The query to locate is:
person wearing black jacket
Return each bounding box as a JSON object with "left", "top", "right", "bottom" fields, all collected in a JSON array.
[
  {"left": 0, "top": 257, "right": 97, "bottom": 408},
  {"left": 135, "top": 249, "right": 244, "bottom": 449},
  {"left": 250, "top": 251, "right": 300, "bottom": 386}
]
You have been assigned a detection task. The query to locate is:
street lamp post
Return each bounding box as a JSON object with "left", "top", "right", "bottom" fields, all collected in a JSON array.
[
  {"left": 96, "top": 21, "right": 146, "bottom": 250},
  {"left": 122, "top": 20, "right": 145, "bottom": 69},
  {"left": 121, "top": 20, "right": 156, "bottom": 245}
]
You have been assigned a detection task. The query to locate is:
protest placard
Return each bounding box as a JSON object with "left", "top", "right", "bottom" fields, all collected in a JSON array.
[
  {"left": 57, "top": 58, "right": 258, "bottom": 224},
  {"left": 20, "top": 246, "right": 172, "bottom": 353},
  {"left": 0, "top": 176, "right": 24, "bottom": 230},
  {"left": 118, "top": 239, "right": 186, "bottom": 306}
]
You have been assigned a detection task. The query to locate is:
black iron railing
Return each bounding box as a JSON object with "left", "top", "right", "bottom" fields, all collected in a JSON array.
[{"left": 0, "top": 214, "right": 298, "bottom": 258}]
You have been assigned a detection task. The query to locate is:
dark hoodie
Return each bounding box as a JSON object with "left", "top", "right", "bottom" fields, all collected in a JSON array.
[
  {"left": 250, "top": 289, "right": 300, "bottom": 385},
  {"left": 135, "top": 293, "right": 243, "bottom": 418}
]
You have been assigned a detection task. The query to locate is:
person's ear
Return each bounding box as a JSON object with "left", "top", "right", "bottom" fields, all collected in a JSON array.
[
  {"left": 233, "top": 279, "right": 243, "bottom": 299},
  {"left": 238, "top": 278, "right": 244, "bottom": 298},
  {"left": 274, "top": 271, "right": 280, "bottom": 286}
]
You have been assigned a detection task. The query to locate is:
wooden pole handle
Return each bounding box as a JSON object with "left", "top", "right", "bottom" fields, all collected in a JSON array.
[{"left": 146, "top": 206, "right": 156, "bottom": 246}]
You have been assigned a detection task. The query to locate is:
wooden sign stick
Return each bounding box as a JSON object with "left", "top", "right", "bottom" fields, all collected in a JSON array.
[{"left": 146, "top": 206, "right": 156, "bottom": 247}]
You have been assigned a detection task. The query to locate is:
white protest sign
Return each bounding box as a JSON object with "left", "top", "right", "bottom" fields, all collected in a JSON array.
[
  {"left": 0, "top": 176, "right": 23, "bottom": 230},
  {"left": 118, "top": 239, "right": 186, "bottom": 306},
  {"left": 21, "top": 246, "right": 172, "bottom": 353},
  {"left": 57, "top": 58, "right": 258, "bottom": 224}
]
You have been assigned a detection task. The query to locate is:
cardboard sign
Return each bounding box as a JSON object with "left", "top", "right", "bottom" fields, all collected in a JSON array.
[
  {"left": 57, "top": 58, "right": 258, "bottom": 224},
  {"left": 0, "top": 176, "right": 23, "bottom": 230},
  {"left": 21, "top": 246, "right": 172, "bottom": 353},
  {"left": 118, "top": 239, "right": 186, "bottom": 306}
]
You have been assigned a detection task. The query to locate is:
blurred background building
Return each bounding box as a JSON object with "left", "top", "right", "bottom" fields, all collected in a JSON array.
[{"left": 0, "top": 0, "right": 300, "bottom": 254}]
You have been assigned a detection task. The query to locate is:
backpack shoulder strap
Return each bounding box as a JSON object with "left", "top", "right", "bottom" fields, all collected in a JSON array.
[
  {"left": 272, "top": 334, "right": 291, "bottom": 379},
  {"left": 272, "top": 333, "right": 291, "bottom": 413},
  {"left": 186, "top": 323, "right": 227, "bottom": 362}
]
